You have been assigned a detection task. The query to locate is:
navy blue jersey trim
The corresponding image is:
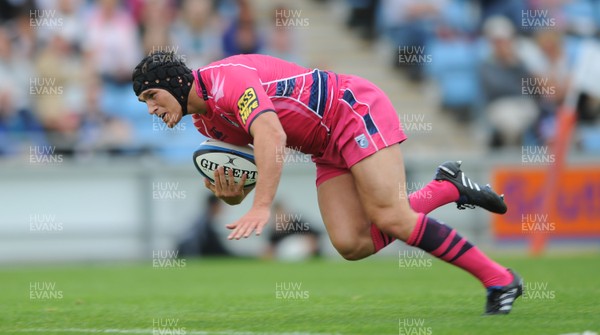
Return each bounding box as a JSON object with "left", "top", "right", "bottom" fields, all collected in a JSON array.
[
  {"left": 363, "top": 114, "right": 378, "bottom": 135},
  {"left": 196, "top": 70, "right": 209, "bottom": 101}
]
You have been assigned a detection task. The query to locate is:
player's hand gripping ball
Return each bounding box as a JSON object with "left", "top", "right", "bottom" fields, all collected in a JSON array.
[{"left": 193, "top": 139, "right": 257, "bottom": 188}]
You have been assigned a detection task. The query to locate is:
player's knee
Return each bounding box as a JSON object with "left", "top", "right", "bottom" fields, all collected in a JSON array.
[
  {"left": 370, "top": 206, "right": 418, "bottom": 241},
  {"left": 338, "top": 249, "right": 367, "bottom": 261},
  {"left": 332, "top": 239, "right": 370, "bottom": 261}
]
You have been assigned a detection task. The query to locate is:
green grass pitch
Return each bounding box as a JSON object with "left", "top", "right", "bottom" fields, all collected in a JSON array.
[{"left": 1, "top": 254, "right": 598, "bottom": 335}]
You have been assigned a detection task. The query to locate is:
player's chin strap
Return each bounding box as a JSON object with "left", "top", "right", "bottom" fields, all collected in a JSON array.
[{"left": 196, "top": 70, "right": 209, "bottom": 101}]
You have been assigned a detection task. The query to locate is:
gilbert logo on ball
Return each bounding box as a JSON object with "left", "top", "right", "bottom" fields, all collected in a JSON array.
[{"left": 193, "top": 139, "right": 257, "bottom": 188}]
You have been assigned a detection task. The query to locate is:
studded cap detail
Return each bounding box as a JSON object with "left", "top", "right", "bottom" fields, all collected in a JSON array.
[{"left": 132, "top": 51, "right": 194, "bottom": 115}]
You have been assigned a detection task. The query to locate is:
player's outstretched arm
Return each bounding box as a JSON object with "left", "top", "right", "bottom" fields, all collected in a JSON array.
[{"left": 226, "top": 111, "right": 286, "bottom": 240}]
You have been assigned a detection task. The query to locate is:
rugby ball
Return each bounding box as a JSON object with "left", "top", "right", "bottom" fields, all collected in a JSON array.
[{"left": 193, "top": 139, "right": 257, "bottom": 188}]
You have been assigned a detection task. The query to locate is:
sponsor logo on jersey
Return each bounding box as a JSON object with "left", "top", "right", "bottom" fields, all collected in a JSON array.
[{"left": 237, "top": 87, "right": 259, "bottom": 125}]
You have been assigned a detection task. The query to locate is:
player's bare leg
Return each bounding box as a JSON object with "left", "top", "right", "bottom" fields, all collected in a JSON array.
[
  {"left": 350, "top": 144, "right": 418, "bottom": 241},
  {"left": 317, "top": 173, "right": 374, "bottom": 260},
  {"left": 316, "top": 161, "right": 506, "bottom": 259},
  {"left": 316, "top": 171, "right": 453, "bottom": 259},
  {"left": 350, "top": 144, "right": 523, "bottom": 315}
]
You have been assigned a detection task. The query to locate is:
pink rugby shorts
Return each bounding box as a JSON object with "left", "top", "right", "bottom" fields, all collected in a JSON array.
[{"left": 313, "top": 75, "right": 407, "bottom": 187}]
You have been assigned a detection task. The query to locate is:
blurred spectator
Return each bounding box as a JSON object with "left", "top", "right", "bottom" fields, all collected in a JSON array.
[
  {"left": 577, "top": 93, "right": 600, "bottom": 125},
  {"left": 438, "top": 0, "right": 479, "bottom": 34},
  {"left": 214, "top": 0, "right": 239, "bottom": 21},
  {"left": 77, "top": 76, "right": 133, "bottom": 156},
  {"left": 559, "top": 0, "right": 597, "bottom": 37},
  {"left": 35, "top": 0, "right": 85, "bottom": 49},
  {"left": 139, "top": 0, "right": 175, "bottom": 55},
  {"left": 33, "top": 32, "right": 85, "bottom": 154},
  {"left": 478, "top": 16, "right": 539, "bottom": 148},
  {"left": 125, "top": 0, "right": 215, "bottom": 161},
  {"left": 11, "top": 7, "right": 38, "bottom": 59},
  {"left": 264, "top": 4, "right": 303, "bottom": 64},
  {"left": 426, "top": 29, "right": 480, "bottom": 121},
  {"left": 83, "top": 0, "right": 140, "bottom": 84},
  {"left": 576, "top": 92, "right": 600, "bottom": 152},
  {"left": 346, "top": 0, "right": 379, "bottom": 40},
  {"left": 263, "top": 202, "right": 321, "bottom": 261},
  {"left": 178, "top": 194, "right": 232, "bottom": 257},
  {"left": 0, "top": 26, "right": 45, "bottom": 157},
  {"left": 82, "top": 0, "right": 145, "bottom": 153},
  {"left": 170, "top": 0, "right": 223, "bottom": 69},
  {"left": 0, "top": 0, "right": 598, "bottom": 158},
  {"left": 476, "top": 0, "right": 526, "bottom": 33},
  {"left": 520, "top": 29, "right": 572, "bottom": 144},
  {"left": 378, "top": 0, "right": 448, "bottom": 81},
  {"left": 221, "top": 0, "right": 264, "bottom": 57},
  {"left": 0, "top": 0, "right": 26, "bottom": 22},
  {"left": 526, "top": 0, "right": 565, "bottom": 34}
]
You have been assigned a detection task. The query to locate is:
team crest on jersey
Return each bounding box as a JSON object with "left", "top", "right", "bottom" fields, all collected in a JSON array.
[
  {"left": 237, "top": 87, "right": 259, "bottom": 125},
  {"left": 355, "top": 134, "right": 369, "bottom": 149}
]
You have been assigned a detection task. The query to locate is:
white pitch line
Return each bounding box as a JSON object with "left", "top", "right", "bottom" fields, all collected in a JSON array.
[{"left": 16, "top": 328, "right": 341, "bottom": 335}]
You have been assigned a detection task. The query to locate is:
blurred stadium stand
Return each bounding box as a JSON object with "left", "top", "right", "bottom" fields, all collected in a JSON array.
[
  {"left": 1, "top": 0, "right": 599, "bottom": 263},
  {"left": 0, "top": 155, "right": 516, "bottom": 264},
  {"left": 2, "top": 0, "right": 599, "bottom": 158}
]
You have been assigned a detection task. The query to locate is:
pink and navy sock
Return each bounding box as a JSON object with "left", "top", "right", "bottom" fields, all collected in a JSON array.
[
  {"left": 370, "top": 223, "right": 395, "bottom": 252},
  {"left": 370, "top": 180, "right": 459, "bottom": 253},
  {"left": 408, "top": 180, "right": 459, "bottom": 214},
  {"left": 407, "top": 213, "right": 513, "bottom": 288}
]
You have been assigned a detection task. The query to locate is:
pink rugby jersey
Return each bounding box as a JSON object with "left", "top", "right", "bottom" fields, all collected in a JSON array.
[{"left": 191, "top": 54, "right": 338, "bottom": 156}]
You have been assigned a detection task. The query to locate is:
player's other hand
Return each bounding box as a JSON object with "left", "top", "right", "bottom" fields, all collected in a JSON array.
[
  {"left": 204, "top": 166, "right": 248, "bottom": 205},
  {"left": 226, "top": 206, "right": 271, "bottom": 240}
]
